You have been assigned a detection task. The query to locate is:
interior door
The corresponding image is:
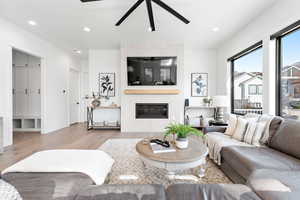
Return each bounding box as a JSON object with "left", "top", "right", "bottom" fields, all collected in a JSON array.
[
  {"left": 14, "top": 66, "right": 28, "bottom": 116},
  {"left": 69, "top": 69, "right": 80, "bottom": 124},
  {"left": 28, "top": 57, "right": 41, "bottom": 116}
]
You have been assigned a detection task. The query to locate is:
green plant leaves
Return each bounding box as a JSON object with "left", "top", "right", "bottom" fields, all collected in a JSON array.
[{"left": 164, "top": 123, "right": 204, "bottom": 138}]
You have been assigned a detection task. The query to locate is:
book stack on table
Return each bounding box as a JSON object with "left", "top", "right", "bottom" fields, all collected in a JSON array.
[{"left": 150, "top": 142, "right": 176, "bottom": 154}]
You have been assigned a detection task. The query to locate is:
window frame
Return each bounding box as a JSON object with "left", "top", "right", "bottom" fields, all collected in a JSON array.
[
  {"left": 228, "top": 41, "right": 263, "bottom": 115},
  {"left": 271, "top": 20, "right": 300, "bottom": 116}
]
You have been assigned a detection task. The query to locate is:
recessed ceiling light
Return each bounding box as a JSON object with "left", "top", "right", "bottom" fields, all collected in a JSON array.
[
  {"left": 212, "top": 27, "right": 220, "bottom": 32},
  {"left": 74, "top": 50, "right": 82, "bottom": 54},
  {"left": 83, "top": 27, "right": 91, "bottom": 32},
  {"left": 28, "top": 20, "right": 37, "bottom": 26}
]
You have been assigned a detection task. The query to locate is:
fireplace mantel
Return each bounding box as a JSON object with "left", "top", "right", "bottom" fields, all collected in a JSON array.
[{"left": 124, "top": 89, "right": 180, "bottom": 95}]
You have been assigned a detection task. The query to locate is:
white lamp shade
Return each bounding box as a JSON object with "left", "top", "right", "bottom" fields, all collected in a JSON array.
[{"left": 212, "top": 95, "right": 229, "bottom": 107}]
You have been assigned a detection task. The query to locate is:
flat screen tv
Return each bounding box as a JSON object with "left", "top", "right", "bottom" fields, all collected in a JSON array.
[{"left": 127, "top": 57, "right": 177, "bottom": 86}]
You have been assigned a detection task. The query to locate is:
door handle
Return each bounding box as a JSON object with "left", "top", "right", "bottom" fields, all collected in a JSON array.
[
  {"left": 25, "top": 89, "right": 28, "bottom": 95},
  {"left": 76, "top": 102, "right": 80, "bottom": 105}
]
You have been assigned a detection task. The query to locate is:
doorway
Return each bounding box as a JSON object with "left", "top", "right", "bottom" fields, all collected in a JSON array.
[
  {"left": 69, "top": 69, "right": 80, "bottom": 125},
  {"left": 12, "top": 49, "right": 42, "bottom": 143}
]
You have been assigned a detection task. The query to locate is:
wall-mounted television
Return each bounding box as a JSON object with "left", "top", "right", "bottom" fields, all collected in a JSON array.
[{"left": 127, "top": 57, "right": 177, "bottom": 86}]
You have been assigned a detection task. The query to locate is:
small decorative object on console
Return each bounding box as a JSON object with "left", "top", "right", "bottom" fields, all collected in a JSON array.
[
  {"left": 212, "top": 95, "right": 229, "bottom": 123},
  {"left": 203, "top": 97, "right": 212, "bottom": 107}
]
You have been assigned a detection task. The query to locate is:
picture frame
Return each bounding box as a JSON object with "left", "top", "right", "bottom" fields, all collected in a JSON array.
[
  {"left": 191, "top": 73, "right": 208, "bottom": 97},
  {"left": 99, "top": 73, "right": 115, "bottom": 97}
]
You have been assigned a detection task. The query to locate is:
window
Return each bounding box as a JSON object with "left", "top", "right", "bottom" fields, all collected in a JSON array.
[
  {"left": 248, "top": 85, "right": 262, "bottom": 95},
  {"left": 273, "top": 20, "right": 300, "bottom": 119},
  {"left": 228, "top": 41, "right": 263, "bottom": 115}
]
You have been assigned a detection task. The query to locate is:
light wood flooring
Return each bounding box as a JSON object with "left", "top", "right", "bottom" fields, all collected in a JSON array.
[{"left": 0, "top": 123, "right": 161, "bottom": 171}]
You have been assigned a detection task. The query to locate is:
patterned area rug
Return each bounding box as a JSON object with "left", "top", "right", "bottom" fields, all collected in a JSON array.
[{"left": 99, "top": 138, "right": 232, "bottom": 187}]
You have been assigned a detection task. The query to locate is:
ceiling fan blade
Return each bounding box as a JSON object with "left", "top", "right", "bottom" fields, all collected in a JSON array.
[
  {"left": 146, "top": 0, "right": 155, "bottom": 31},
  {"left": 80, "top": 0, "right": 103, "bottom": 2},
  {"left": 115, "top": 0, "right": 145, "bottom": 26},
  {"left": 152, "top": 0, "right": 190, "bottom": 24}
]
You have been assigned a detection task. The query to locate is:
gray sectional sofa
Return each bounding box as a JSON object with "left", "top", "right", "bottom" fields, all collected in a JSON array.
[
  {"left": 2, "top": 118, "right": 300, "bottom": 200},
  {"left": 204, "top": 117, "right": 300, "bottom": 200}
]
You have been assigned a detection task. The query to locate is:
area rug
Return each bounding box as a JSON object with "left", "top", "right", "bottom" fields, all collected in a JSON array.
[{"left": 99, "top": 138, "right": 232, "bottom": 187}]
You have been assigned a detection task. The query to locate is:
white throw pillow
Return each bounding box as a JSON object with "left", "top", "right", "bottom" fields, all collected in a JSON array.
[
  {"left": 243, "top": 121, "right": 257, "bottom": 144},
  {"left": 251, "top": 122, "right": 266, "bottom": 146},
  {"left": 259, "top": 115, "right": 275, "bottom": 144},
  {"left": 232, "top": 117, "right": 248, "bottom": 141},
  {"left": 224, "top": 114, "right": 237, "bottom": 136}
]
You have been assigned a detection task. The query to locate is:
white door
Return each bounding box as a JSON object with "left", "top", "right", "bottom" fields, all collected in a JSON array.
[
  {"left": 28, "top": 59, "right": 41, "bottom": 116},
  {"left": 13, "top": 66, "right": 28, "bottom": 116},
  {"left": 69, "top": 70, "right": 80, "bottom": 124}
]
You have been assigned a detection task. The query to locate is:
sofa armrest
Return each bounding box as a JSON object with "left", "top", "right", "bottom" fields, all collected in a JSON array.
[{"left": 203, "top": 126, "right": 227, "bottom": 134}]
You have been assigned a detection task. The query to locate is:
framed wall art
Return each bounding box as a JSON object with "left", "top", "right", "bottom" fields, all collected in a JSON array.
[
  {"left": 191, "top": 73, "right": 208, "bottom": 97},
  {"left": 99, "top": 73, "right": 115, "bottom": 97}
]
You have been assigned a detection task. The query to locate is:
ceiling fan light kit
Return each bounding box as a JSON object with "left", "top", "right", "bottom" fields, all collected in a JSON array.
[{"left": 80, "top": 0, "right": 190, "bottom": 31}]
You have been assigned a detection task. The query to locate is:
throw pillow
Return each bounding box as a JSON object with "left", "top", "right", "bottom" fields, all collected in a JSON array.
[
  {"left": 232, "top": 117, "right": 248, "bottom": 141},
  {"left": 251, "top": 122, "right": 266, "bottom": 146},
  {"left": 224, "top": 114, "right": 237, "bottom": 136},
  {"left": 243, "top": 121, "right": 257, "bottom": 144},
  {"left": 258, "top": 115, "right": 275, "bottom": 144}
]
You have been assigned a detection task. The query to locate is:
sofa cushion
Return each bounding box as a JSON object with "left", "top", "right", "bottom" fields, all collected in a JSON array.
[
  {"left": 75, "top": 184, "right": 166, "bottom": 200},
  {"left": 266, "top": 116, "right": 283, "bottom": 145},
  {"left": 269, "top": 119, "right": 300, "bottom": 159},
  {"left": 232, "top": 117, "right": 248, "bottom": 141},
  {"left": 166, "top": 184, "right": 261, "bottom": 200},
  {"left": 221, "top": 146, "right": 300, "bottom": 180},
  {"left": 224, "top": 114, "right": 237, "bottom": 136},
  {"left": 247, "top": 169, "right": 300, "bottom": 200}
]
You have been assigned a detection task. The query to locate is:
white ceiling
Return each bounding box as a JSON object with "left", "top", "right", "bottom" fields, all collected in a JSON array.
[{"left": 0, "top": 0, "right": 278, "bottom": 55}]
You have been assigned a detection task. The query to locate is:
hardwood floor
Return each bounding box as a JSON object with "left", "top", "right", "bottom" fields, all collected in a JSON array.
[{"left": 0, "top": 123, "right": 162, "bottom": 171}]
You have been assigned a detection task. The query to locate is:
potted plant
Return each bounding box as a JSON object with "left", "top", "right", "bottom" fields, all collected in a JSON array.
[
  {"left": 164, "top": 123, "right": 204, "bottom": 149},
  {"left": 203, "top": 97, "right": 212, "bottom": 107}
]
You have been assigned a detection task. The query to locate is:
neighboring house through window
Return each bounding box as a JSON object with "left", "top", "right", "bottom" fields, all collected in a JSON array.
[
  {"left": 272, "top": 20, "right": 300, "bottom": 119},
  {"left": 228, "top": 41, "right": 263, "bottom": 115}
]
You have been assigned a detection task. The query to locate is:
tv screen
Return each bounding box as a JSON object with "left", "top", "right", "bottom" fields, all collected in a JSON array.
[{"left": 127, "top": 57, "right": 177, "bottom": 86}]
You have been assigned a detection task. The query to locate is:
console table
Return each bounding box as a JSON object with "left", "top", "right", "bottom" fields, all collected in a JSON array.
[
  {"left": 87, "top": 106, "right": 121, "bottom": 130},
  {"left": 184, "top": 106, "right": 216, "bottom": 128}
]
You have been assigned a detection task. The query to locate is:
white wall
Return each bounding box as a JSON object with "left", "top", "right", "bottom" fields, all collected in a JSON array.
[
  {"left": 88, "top": 46, "right": 217, "bottom": 131},
  {"left": 89, "top": 50, "right": 120, "bottom": 104},
  {"left": 184, "top": 48, "right": 217, "bottom": 105},
  {"left": 80, "top": 59, "right": 89, "bottom": 122},
  {"left": 216, "top": 0, "right": 300, "bottom": 115},
  {"left": 0, "top": 17, "right": 80, "bottom": 147}
]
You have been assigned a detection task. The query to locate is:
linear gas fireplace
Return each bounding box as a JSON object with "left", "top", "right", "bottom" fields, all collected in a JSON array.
[{"left": 136, "top": 103, "right": 169, "bottom": 119}]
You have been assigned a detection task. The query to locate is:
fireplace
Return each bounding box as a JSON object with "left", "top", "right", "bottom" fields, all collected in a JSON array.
[{"left": 136, "top": 103, "right": 169, "bottom": 119}]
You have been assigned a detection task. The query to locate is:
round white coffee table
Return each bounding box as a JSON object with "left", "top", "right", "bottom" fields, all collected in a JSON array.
[{"left": 136, "top": 138, "right": 208, "bottom": 178}]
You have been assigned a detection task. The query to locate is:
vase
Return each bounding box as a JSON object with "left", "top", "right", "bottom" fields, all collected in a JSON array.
[{"left": 175, "top": 137, "right": 189, "bottom": 149}]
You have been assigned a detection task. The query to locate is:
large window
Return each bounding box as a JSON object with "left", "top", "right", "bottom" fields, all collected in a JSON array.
[
  {"left": 229, "top": 42, "right": 263, "bottom": 115},
  {"left": 273, "top": 20, "right": 300, "bottom": 119}
]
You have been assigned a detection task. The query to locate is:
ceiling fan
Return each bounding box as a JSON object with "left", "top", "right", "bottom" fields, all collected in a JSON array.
[{"left": 80, "top": 0, "right": 190, "bottom": 31}]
